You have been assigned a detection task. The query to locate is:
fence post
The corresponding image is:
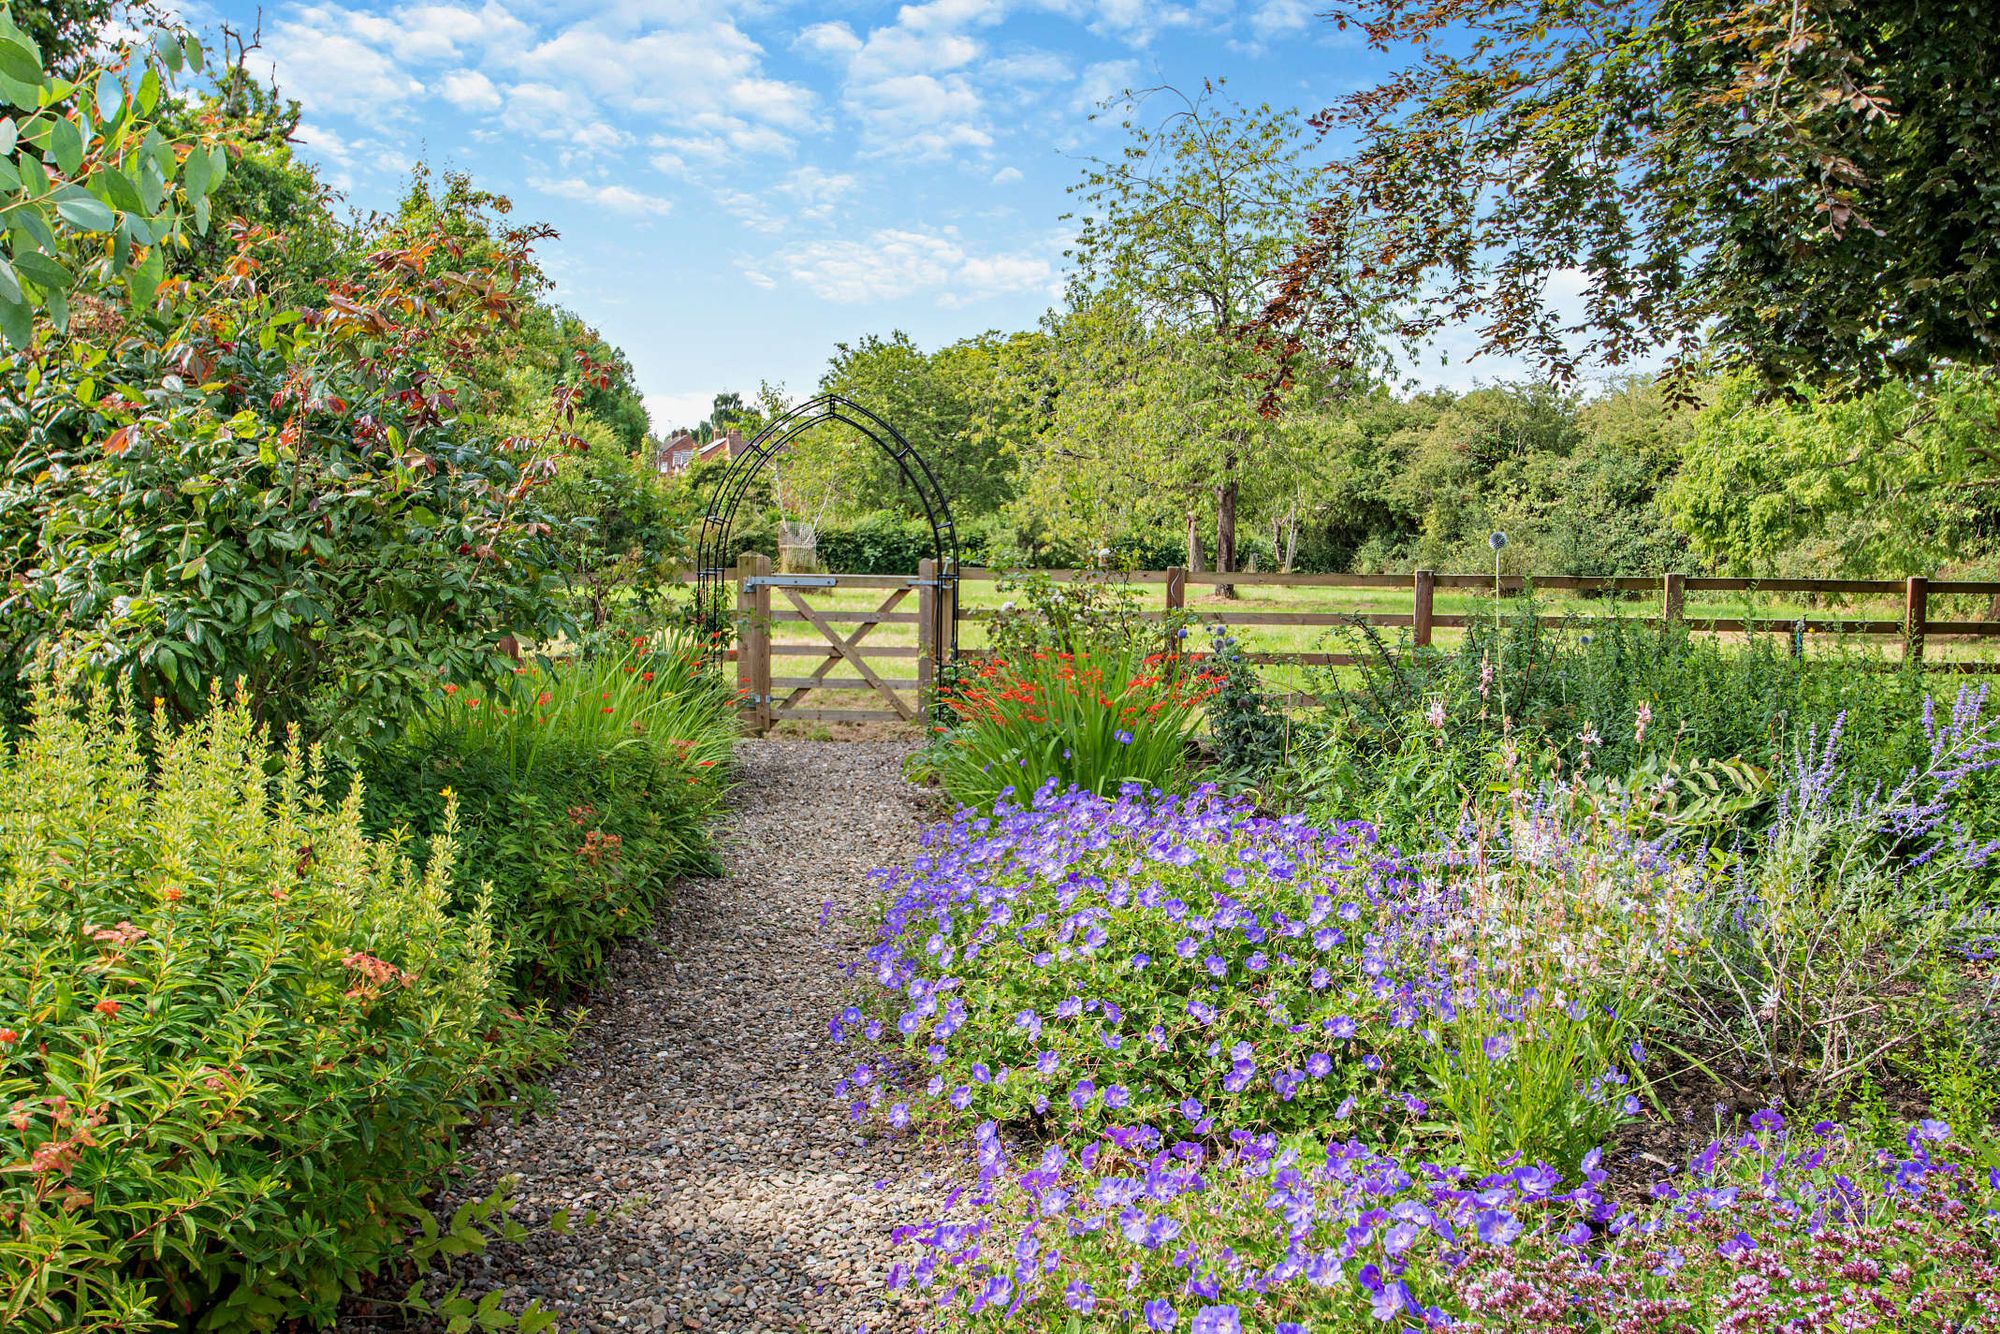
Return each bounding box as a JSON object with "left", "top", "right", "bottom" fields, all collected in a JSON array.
[
  {"left": 1412, "top": 569, "right": 1435, "bottom": 649},
  {"left": 1165, "top": 566, "right": 1187, "bottom": 656},
  {"left": 737, "top": 552, "right": 772, "bottom": 733},
  {"left": 1905, "top": 575, "right": 1928, "bottom": 662},
  {"left": 917, "top": 558, "right": 938, "bottom": 716},
  {"left": 1662, "top": 571, "right": 1685, "bottom": 626}
]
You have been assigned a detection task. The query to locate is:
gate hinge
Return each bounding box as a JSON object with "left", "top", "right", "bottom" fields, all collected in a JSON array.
[{"left": 744, "top": 574, "right": 839, "bottom": 589}]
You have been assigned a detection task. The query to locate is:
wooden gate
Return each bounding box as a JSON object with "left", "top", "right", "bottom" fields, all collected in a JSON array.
[{"left": 731, "top": 553, "right": 954, "bottom": 731}]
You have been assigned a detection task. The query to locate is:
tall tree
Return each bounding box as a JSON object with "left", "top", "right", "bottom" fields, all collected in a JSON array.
[
  {"left": 1267, "top": 0, "right": 2000, "bottom": 398},
  {"left": 1062, "top": 83, "right": 1344, "bottom": 593}
]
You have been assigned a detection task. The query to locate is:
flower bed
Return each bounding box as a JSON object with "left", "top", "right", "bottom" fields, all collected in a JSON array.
[
  {"left": 840, "top": 784, "right": 1690, "bottom": 1173},
  {"left": 923, "top": 649, "right": 1221, "bottom": 811},
  {"left": 885, "top": 1113, "right": 2000, "bottom": 1330}
]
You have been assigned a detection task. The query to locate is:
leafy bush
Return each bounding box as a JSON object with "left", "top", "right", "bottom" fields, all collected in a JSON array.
[
  {"left": 921, "top": 649, "right": 1214, "bottom": 810},
  {"left": 840, "top": 786, "right": 1675, "bottom": 1173},
  {"left": 816, "top": 513, "right": 939, "bottom": 574},
  {"left": 0, "top": 679, "right": 556, "bottom": 1332},
  {"left": 364, "top": 635, "right": 735, "bottom": 997},
  {"left": 1198, "top": 627, "right": 1294, "bottom": 787},
  {"left": 0, "top": 213, "right": 577, "bottom": 741}
]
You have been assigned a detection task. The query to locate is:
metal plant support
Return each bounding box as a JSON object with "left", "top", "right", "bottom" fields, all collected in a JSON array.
[{"left": 694, "top": 394, "right": 960, "bottom": 665}]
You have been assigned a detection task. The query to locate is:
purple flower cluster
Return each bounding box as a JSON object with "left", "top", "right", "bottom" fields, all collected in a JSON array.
[
  {"left": 832, "top": 782, "right": 1651, "bottom": 1164},
  {"left": 887, "top": 1111, "right": 2000, "bottom": 1330}
]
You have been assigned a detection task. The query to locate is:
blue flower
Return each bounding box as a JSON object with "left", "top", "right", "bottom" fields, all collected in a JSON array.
[{"left": 1144, "top": 1298, "right": 1178, "bottom": 1330}]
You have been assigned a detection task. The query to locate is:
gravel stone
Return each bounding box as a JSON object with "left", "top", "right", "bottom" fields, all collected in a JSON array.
[{"left": 347, "top": 740, "right": 956, "bottom": 1333}]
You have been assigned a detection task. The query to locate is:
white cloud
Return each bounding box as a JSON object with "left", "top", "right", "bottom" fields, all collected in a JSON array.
[
  {"left": 439, "top": 68, "right": 502, "bottom": 111},
  {"left": 991, "top": 165, "right": 1024, "bottom": 185},
  {"left": 530, "top": 176, "right": 675, "bottom": 217},
  {"left": 1072, "top": 59, "right": 1138, "bottom": 112},
  {"left": 765, "top": 227, "right": 1057, "bottom": 305},
  {"left": 1249, "top": 0, "right": 1313, "bottom": 40}
]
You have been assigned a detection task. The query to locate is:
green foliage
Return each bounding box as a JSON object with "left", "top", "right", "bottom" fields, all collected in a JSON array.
[
  {"left": 921, "top": 645, "right": 1212, "bottom": 811},
  {"left": 815, "top": 330, "right": 1022, "bottom": 519},
  {"left": 1195, "top": 627, "right": 1291, "bottom": 787},
  {"left": 1669, "top": 369, "right": 2000, "bottom": 576},
  {"left": 543, "top": 416, "right": 685, "bottom": 627},
  {"left": 1272, "top": 0, "right": 2000, "bottom": 397},
  {"left": 0, "top": 678, "right": 558, "bottom": 1332},
  {"left": 363, "top": 636, "right": 735, "bottom": 997},
  {"left": 0, "top": 205, "right": 575, "bottom": 740},
  {"left": 0, "top": 10, "right": 226, "bottom": 348}
]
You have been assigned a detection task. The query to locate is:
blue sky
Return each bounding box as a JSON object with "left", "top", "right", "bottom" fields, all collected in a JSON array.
[{"left": 177, "top": 1, "right": 1531, "bottom": 434}]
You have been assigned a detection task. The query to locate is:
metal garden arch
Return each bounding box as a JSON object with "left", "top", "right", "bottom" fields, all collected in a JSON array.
[{"left": 694, "top": 393, "right": 960, "bottom": 662}]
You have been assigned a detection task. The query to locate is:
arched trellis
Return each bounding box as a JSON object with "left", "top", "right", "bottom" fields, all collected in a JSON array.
[{"left": 694, "top": 394, "right": 959, "bottom": 665}]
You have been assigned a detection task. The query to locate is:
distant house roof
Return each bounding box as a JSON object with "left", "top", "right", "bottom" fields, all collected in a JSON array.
[{"left": 655, "top": 427, "right": 751, "bottom": 475}]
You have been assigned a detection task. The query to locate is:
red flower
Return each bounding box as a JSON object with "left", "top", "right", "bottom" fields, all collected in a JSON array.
[
  {"left": 0, "top": 1028, "right": 18, "bottom": 1045},
  {"left": 93, "top": 999, "right": 120, "bottom": 1017}
]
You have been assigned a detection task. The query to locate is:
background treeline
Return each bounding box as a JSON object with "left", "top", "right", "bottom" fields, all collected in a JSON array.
[{"left": 676, "top": 340, "right": 2000, "bottom": 580}]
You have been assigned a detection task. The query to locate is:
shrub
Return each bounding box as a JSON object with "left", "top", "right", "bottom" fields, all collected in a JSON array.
[
  {"left": 0, "top": 679, "right": 555, "bottom": 1332},
  {"left": 364, "top": 634, "right": 735, "bottom": 997},
  {"left": 922, "top": 648, "right": 1215, "bottom": 810},
  {"left": 839, "top": 786, "right": 1678, "bottom": 1173},
  {"left": 0, "top": 207, "right": 576, "bottom": 744}
]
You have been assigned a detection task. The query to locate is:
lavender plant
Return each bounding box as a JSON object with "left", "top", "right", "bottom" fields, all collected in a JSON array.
[{"left": 1668, "top": 686, "right": 2000, "bottom": 1101}]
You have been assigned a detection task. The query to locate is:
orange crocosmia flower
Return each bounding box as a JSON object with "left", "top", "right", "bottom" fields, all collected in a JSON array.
[
  {"left": 443, "top": 683, "right": 459, "bottom": 694},
  {"left": 0, "top": 1029, "right": 18, "bottom": 1045},
  {"left": 93, "top": 999, "right": 120, "bottom": 1017}
]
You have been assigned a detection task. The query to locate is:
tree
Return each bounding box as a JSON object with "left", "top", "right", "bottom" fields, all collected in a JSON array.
[
  {"left": 1268, "top": 0, "right": 2000, "bottom": 399},
  {"left": 1061, "top": 83, "right": 1350, "bottom": 593},
  {"left": 817, "top": 329, "right": 1020, "bottom": 518},
  {"left": 5, "top": 0, "right": 112, "bottom": 75},
  {"left": 1667, "top": 371, "right": 2000, "bottom": 576}
]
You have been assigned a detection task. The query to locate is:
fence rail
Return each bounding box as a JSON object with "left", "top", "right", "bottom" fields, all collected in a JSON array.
[{"left": 707, "top": 566, "right": 2000, "bottom": 729}]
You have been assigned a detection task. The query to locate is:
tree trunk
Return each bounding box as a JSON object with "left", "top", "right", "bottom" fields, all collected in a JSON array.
[
  {"left": 1186, "top": 511, "right": 1207, "bottom": 573},
  {"left": 1284, "top": 504, "right": 1299, "bottom": 572},
  {"left": 1215, "top": 451, "right": 1239, "bottom": 599}
]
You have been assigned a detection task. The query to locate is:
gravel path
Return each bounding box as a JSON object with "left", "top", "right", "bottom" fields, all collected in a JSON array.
[{"left": 399, "top": 740, "right": 953, "bottom": 1334}]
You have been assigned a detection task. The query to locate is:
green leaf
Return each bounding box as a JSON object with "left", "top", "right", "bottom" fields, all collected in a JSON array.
[
  {"left": 0, "top": 115, "right": 14, "bottom": 155},
  {"left": 54, "top": 191, "right": 115, "bottom": 231},
  {"left": 183, "top": 36, "right": 204, "bottom": 73},
  {"left": 0, "top": 154, "right": 16, "bottom": 191},
  {"left": 136, "top": 67, "right": 160, "bottom": 115},
  {"left": 95, "top": 73, "right": 122, "bottom": 122},
  {"left": 182, "top": 142, "right": 209, "bottom": 197},
  {"left": 0, "top": 37, "right": 42, "bottom": 86},
  {"left": 48, "top": 113, "right": 81, "bottom": 174},
  {"left": 45, "top": 284, "right": 65, "bottom": 331},
  {"left": 193, "top": 191, "right": 210, "bottom": 236},
  {"left": 0, "top": 69, "right": 37, "bottom": 113},
  {"left": 0, "top": 292, "right": 28, "bottom": 348},
  {"left": 0, "top": 254, "right": 19, "bottom": 303},
  {"left": 13, "top": 251, "right": 69, "bottom": 289},
  {"left": 157, "top": 33, "right": 183, "bottom": 75},
  {"left": 97, "top": 165, "right": 144, "bottom": 212},
  {"left": 207, "top": 143, "right": 228, "bottom": 186},
  {"left": 127, "top": 244, "right": 163, "bottom": 307}
]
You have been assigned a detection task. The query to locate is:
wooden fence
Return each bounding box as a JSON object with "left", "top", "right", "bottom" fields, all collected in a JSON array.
[
  {"left": 954, "top": 568, "right": 2000, "bottom": 670},
  {"left": 716, "top": 564, "right": 2000, "bottom": 730}
]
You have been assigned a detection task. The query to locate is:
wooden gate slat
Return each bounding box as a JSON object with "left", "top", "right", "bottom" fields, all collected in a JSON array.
[{"left": 779, "top": 586, "right": 919, "bottom": 722}]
